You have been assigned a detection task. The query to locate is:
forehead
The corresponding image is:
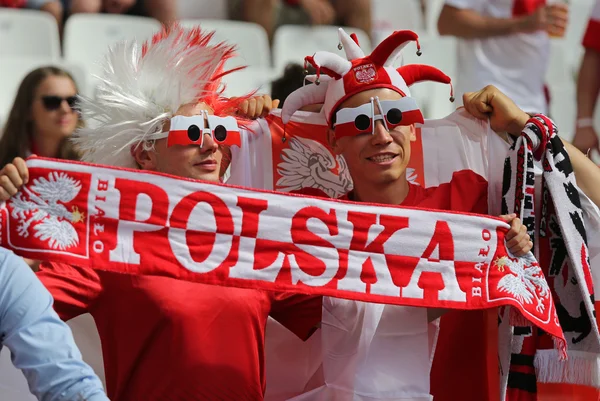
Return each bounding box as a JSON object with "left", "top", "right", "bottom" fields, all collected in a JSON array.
[
  {"left": 174, "top": 102, "right": 214, "bottom": 117},
  {"left": 339, "top": 88, "right": 403, "bottom": 109},
  {"left": 36, "top": 75, "right": 76, "bottom": 95},
  {"left": 162, "top": 102, "right": 217, "bottom": 132}
]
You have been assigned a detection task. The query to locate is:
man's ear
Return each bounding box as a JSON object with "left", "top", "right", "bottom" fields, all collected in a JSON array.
[
  {"left": 328, "top": 129, "right": 342, "bottom": 155},
  {"left": 409, "top": 124, "right": 417, "bottom": 142},
  {"left": 131, "top": 142, "right": 158, "bottom": 171}
]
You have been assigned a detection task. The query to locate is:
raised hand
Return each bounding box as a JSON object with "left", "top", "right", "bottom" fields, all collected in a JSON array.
[{"left": 0, "top": 157, "right": 29, "bottom": 202}]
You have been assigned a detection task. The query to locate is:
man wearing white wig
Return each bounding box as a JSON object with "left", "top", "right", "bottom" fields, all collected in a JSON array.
[
  {"left": 276, "top": 28, "right": 600, "bottom": 401},
  {"left": 0, "top": 24, "right": 322, "bottom": 401}
]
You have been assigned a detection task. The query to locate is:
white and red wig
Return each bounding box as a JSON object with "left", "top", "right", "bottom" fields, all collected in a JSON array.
[{"left": 73, "top": 23, "right": 249, "bottom": 168}]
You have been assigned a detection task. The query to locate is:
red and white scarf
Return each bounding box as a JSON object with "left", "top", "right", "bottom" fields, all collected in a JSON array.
[
  {"left": 0, "top": 157, "right": 566, "bottom": 350},
  {"left": 503, "top": 115, "right": 599, "bottom": 399}
]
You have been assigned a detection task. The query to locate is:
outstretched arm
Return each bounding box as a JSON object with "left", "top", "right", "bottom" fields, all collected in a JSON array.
[
  {"left": 0, "top": 250, "right": 108, "bottom": 401},
  {"left": 437, "top": 2, "right": 567, "bottom": 39},
  {"left": 438, "top": 4, "right": 524, "bottom": 38},
  {"left": 463, "top": 85, "right": 600, "bottom": 209}
]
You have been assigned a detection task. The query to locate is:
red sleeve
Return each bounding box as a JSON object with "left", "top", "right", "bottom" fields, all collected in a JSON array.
[
  {"left": 417, "top": 170, "right": 488, "bottom": 214},
  {"left": 0, "top": 0, "right": 26, "bottom": 7},
  {"left": 583, "top": 0, "right": 600, "bottom": 53},
  {"left": 270, "top": 293, "right": 322, "bottom": 340},
  {"left": 36, "top": 262, "right": 102, "bottom": 321}
]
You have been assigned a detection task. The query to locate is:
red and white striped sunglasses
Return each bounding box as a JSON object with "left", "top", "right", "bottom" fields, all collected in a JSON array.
[
  {"left": 333, "top": 97, "right": 424, "bottom": 139},
  {"left": 155, "top": 111, "right": 241, "bottom": 148}
]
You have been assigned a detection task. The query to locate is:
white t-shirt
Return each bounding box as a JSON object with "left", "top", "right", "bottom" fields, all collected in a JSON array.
[
  {"left": 289, "top": 300, "right": 433, "bottom": 401},
  {"left": 445, "top": 0, "right": 550, "bottom": 114}
]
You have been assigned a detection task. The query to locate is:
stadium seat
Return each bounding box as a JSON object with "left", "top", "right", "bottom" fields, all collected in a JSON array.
[
  {"left": 177, "top": 0, "right": 228, "bottom": 19},
  {"left": 272, "top": 25, "right": 372, "bottom": 74},
  {"left": 0, "top": 9, "right": 61, "bottom": 60},
  {"left": 220, "top": 67, "right": 276, "bottom": 98},
  {"left": 0, "top": 57, "right": 88, "bottom": 123},
  {"left": 179, "top": 20, "right": 270, "bottom": 69},
  {"left": 63, "top": 14, "right": 162, "bottom": 81},
  {"left": 401, "top": 35, "right": 458, "bottom": 119}
]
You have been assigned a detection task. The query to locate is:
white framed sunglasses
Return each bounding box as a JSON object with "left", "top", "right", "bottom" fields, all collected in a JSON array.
[{"left": 333, "top": 97, "right": 424, "bottom": 139}]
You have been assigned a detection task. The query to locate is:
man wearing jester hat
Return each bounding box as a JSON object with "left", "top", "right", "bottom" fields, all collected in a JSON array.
[
  {"left": 280, "top": 28, "right": 600, "bottom": 401},
  {"left": 0, "top": 24, "right": 323, "bottom": 401}
]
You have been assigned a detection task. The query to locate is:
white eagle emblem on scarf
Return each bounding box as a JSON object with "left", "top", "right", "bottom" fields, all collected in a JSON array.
[
  {"left": 9, "top": 172, "right": 84, "bottom": 250},
  {"left": 496, "top": 255, "right": 551, "bottom": 313}
]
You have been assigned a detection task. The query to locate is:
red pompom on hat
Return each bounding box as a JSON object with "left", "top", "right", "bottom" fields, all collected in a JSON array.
[{"left": 282, "top": 28, "right": 454, "bottom": 125}]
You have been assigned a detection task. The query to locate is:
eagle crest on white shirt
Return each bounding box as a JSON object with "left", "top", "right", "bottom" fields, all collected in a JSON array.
[
  {"left": 276, "top": 137, "right": 419, "bottom": 197},
  {"left": 495, "top": 256, "right": 550, "bottom": 313},
  {"left": 9, "top": 172, "right": 84, "bottom": 250},
  {"left": 276, "top": 137, "right": 353, "bottom": 198}
]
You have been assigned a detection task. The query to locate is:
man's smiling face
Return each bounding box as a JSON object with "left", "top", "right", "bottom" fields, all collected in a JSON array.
[{"left": 331, "top": 88, "right": 416, "bottom": 188}]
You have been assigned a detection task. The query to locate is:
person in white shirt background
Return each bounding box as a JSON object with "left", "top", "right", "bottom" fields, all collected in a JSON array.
[
  {"left": 574, "top": 0, "right": 600, "bottom": 158},
  {"left": 437, "top": 0, "right": 569, "bottom": 114}
]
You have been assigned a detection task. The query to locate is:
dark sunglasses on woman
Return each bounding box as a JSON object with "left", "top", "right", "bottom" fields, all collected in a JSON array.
[{"left": 41, "top": 95, "right": 79, "bottom": 112}]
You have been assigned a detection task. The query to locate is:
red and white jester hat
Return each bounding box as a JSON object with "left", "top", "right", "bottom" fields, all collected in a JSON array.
[{"left": 282, "top": 28, "right": 454, "bottom": 126}]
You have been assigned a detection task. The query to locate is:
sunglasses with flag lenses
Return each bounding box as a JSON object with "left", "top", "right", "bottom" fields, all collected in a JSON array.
[
  {"left": 41, "top": 96, "right": 79, "bottom": 112},
  {"left": 160, "top": 114, "right": 241, "bottom": 148},
  {"left": 333, "top": 97, "right": 424, "bottom": 139}
]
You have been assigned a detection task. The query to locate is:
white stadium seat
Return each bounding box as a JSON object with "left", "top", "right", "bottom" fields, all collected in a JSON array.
[
  {"left": 63, "top": 14, "right": 161, "bottom": 81},
  {"left": 272, "top": 25, "right": 372, "bottom": 74},
  {"left": 0, "top": 9, "right": 61, "bottom": 60},
  {"left": 180, "top": 20, "right": 271, "bottom": 69},
  {"left": 401, "top": 35, "right": 458, "bottom": 119},
  {"left": 220, "top": 67, "right": 276, "bottom": 98}
]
